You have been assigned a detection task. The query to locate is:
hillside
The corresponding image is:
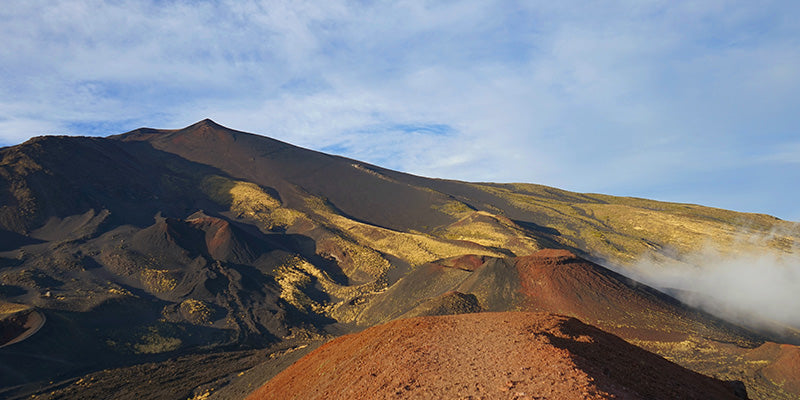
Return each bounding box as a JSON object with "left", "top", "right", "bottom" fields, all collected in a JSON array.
[
  {"left": 0, "top": 120, "right": 798, "bottom": 399},
  {"left": 248, "top": 312, "right": 745, "bottom": 400}
]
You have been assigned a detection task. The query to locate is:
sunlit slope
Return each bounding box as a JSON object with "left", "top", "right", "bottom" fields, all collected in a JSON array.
[
  {"left": 408, "top": 178, "right": 796, "bottom": 265},
  {"left": 119, "top": 120, "right": 798, "bottom": 268}
]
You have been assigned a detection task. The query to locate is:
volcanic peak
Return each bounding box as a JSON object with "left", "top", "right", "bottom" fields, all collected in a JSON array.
[
  {"left": 193, "top": 118, "right": 221, "bottom": 128},
  {"left": 115, "top": 118, "right": 239, "bottom": 144}
]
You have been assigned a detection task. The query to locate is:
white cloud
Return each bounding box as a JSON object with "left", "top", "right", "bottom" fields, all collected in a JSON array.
[
  {"left": 0, "top": 118, "right": 61, "bottom": 145},
  {"left": 761, "top": 142, "right": 800, "bottom": 165},
  {"left": 624, "top": 230, "right": 800, "bottom": 336}
]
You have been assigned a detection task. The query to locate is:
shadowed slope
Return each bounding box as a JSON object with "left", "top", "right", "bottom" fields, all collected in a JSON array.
[
  {"left": 117, "top": 119, "right": 459, "bottom": 232},
  {"left": 0, "top": 135, "right": 225, "bottom": 234},
  {"left": 0, "top": 137, "right": 305, "bottom": 389},
  {"left": 248, "top": 312, "right": 745, "bottom": 400}
]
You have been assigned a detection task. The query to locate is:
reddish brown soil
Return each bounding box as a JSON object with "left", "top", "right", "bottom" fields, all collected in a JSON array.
[
  {"left": 247, "top": 312, "right": 743, "bottom": 400},
  {"left": 188, "top": 215, "right": 234, "bottom": 259},
  {"left": 515, "top": 249, "right": 654, "bottom": 320},
  {"left": 512, "top": 249, "right": 754, "bottom": 345},
  {"left": 746, "top": 342, "right": 800, "bottom": 394},
  {"left": 437, "top": 254, "right": 488, "bottom": 271}
]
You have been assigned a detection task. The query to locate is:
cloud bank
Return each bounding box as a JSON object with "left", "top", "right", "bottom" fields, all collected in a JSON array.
[
  {"left": 625, "top": 232, "right": 800, "bottom": 337},
  {"left": 1, "top": 1, "right": 799, "bottom": 219}
]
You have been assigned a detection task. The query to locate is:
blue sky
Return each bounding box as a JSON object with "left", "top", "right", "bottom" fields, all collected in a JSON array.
[{"left": 1, "top": 1, "right": 799, "bottom": 220}]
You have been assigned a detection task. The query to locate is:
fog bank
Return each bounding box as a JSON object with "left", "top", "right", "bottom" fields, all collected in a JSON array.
[{"left": 622, "top": 234, "right": 800, "bottom": 336}]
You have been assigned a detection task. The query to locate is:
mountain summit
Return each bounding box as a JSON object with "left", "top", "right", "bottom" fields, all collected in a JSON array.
[{"left": 0, "top": 120, "right": 797, "bottom": 399}]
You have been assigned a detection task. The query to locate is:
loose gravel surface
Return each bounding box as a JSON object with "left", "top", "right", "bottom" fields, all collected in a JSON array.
[{"left": 248, "top": 311, "right": 743, "bottom": 400}]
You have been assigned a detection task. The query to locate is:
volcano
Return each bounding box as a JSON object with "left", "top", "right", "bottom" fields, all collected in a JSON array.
[{"left": 0, "top": 120, "right": 798, "bottom": 399}]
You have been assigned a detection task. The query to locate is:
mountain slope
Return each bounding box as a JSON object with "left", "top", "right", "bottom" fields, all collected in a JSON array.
[
  {"left": 358, "top": 249, "right": 756, "bottom": 344},
  {"left": 116, "top": 119, "right": 460, "bottom": 233},
  {"left": 115, "top": 119, "right": 799, "bottom": 266},
  {"left": 248, "top": 312, "right": 745, "bottom": 400},
  {"left": 0, "top": 120, "right": 797, "bottom": 399}
]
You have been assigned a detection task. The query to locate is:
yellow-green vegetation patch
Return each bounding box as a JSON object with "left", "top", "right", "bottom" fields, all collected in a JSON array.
[
  {"left": 318, "top": 234, "right": 392, "bottom": 280},
  {"left": 269, "top": 207, "right": 307, "bottom": 227},
  {"left": 432, "top": 200, "right": 474, "bottom": 218},
  {"left": 202, "top": 174, "right": 308, "bottom": 230},
  {"left": 349, "top": 163, "right": 395, "bottom": 182},
  {"left": 202, "top": 175, "right": 280, "bottom": 211},
  {"left": 298, "top": 186, "right": 505, "bottom": 270},
  {"left": 317, "top": 207, "right": 503, "bottom": 267},
  {"left": 575, "top": 203, "right": 735, "bottom": 251},
  {"left": 441, "top": 211, "right": 541, "bottom": 256},
  {"left": 179, "top": 298, "right": 214, "bottom": 324},
  {"left": 303, "top": 194, "right": 336, "bottom": 214},
  {"left": 140, "top": 268, "right": 178, "bottom": 293},
  {"left": 326, "top": 280, "right": 389, "bottom": 324},
  {"left": 0, "top": 301, "right": 30, "bottom": 316},
  {"left": 133, "top": 330, "right": 182, "bottom": 354},
  {"left": 470, "top": 182, "right": 797, "bottom": 265},
  {"left": 106, "top": 283, "right": 133, "bottom": 298},
  {"left": 273, "top": 255, "right": 390, "bottom": 323},
  {"left": 189, "top": 390, "right": 213, "bottom": 400},
  {"left": 275, "top": 255, "right": 333, "bottom": 314}
]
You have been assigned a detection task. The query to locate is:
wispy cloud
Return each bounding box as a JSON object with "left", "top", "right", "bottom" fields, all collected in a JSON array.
[
  {"left": 1, "top": 1, "right": 799, "bottom": 219},
  {"left": 762, "top": 142, "right": 800, "bottom": 165}
]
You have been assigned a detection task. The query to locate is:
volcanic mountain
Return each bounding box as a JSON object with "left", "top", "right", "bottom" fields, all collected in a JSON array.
[{"left": 0, "top": 120, "right": 798, "bottom": 399}]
